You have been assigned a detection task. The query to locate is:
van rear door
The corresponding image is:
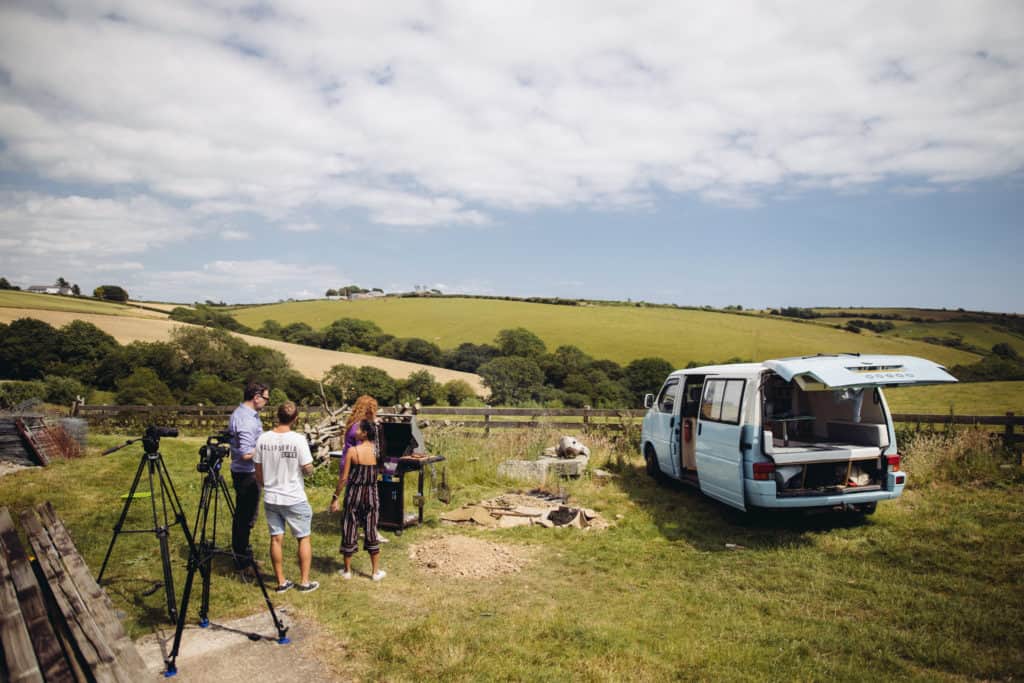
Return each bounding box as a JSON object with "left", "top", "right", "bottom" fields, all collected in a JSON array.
[
  {"left": 763, "top": 355, "right": 957, "bottom": 390},
  {"left": 695, "top": 377, "right": 747, "bottom": 510}
]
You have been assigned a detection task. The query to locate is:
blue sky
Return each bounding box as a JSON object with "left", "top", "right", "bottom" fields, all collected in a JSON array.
[{"left": 0, "top": 2, "right": 1022, "bottom": 311}]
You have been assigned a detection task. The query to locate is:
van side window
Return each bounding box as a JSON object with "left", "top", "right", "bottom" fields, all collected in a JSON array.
[
  {"left": 656, "top": 378, "right": 679, "bottom": 413},
  {"left": 701, "top": 379, "right": 746, "bottom": 425}
]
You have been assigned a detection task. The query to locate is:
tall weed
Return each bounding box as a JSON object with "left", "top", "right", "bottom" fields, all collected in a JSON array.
[{"left": 901, "top": 425, "right": 1021, "bottom": 487}]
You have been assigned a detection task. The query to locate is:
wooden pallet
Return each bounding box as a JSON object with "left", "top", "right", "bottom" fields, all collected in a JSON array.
[
  {"left": 0, "top": 503, "right": 147, "bottom": 683},
  {"left": 13, "top": 418, "right": 61, "bottom": 466}
]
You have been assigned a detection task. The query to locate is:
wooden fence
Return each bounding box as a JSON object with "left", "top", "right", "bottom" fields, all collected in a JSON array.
[{"left": 72, "top": 405, "right": 1023, "bottom": 449}]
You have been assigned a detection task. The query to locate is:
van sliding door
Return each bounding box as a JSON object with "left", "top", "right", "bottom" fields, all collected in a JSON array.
[{"left": 695, "top": 378, "right": 747, "bottom": 510}]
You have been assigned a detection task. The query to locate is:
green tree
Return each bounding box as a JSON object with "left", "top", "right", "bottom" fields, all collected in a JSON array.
[
  {"left": 44, "top": 375, "right": 88, "bottom": 404},
  {"left": 56, "top": 276, "right": 69, "bottom": 288},
  {"left": 992, "top": 343, "right": 1020, "bottom": 361},
  {"left": 93, "top": 284, "right": 129, "bottom": 302},
  {"left": 0, "top": 318, "right": 60, "bottom": 379},
  {"left": 478, "top": 356, "right": 545, "bottom": 405},
  {"left": 325, "top": 288, "right": 338, "bottom": 297},
  {"left": 184, "top": 373, "right": 241, "bottom": 405},
  {"left": 441, "top": 379, "right": 475, "bottom": 406},
  {"left": 443, "top": 342, "right": 499, "bottom": 373},
  {"left": 351, "top": 367, "right": 398, "bottom": 404},
  {"left": 0, "top": 277, "right": 18, "bottom": 290},
  {"left": 0, "top": 380, "right": 47, "bottom": 408},
  {"left": 624, "top": 357, "right": 675, "bottom": 402},
  {"left": 322, "top": 364, "right": 358, "bottom": 403},
  {"left": 378, "top": 337, "right": 443, "bottom": 366},
  {"left": 257, "top": 319, "right": 284, "bottom": 339},
  {"left": 399, "top": 370, "right": 441, "bottom": 405},
  {"left": 71, "top": 284, "right": 81, "bottom": 296},
  {"left": 55, "top": 320, "right": 119, "bottom": 384},
  {"left": 540, "top": 345, "right": 593, "bottom": 388},
  {"left": 495, "top": 328, "right": 547, "bottom": 359},
  {"left": 116, "top": 368, "right": 176, "bottom": 405},
  {"left": 321, "top": 318, "right": 384, "bottom": 351},
  {"left": 171, "top": 327, "right": 248, "bottom": 381}
]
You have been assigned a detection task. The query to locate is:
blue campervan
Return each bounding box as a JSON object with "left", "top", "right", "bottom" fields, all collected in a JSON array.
[{"left": 640, "top": 354, "right": 957, "bottom": 513}]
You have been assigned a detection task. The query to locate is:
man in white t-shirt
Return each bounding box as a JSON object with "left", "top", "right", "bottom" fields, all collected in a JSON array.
[{"left": 254, "top": 401, "right": 318, "bottom": 594}]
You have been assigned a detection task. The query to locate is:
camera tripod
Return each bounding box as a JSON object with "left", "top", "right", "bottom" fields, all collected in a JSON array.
[
  {"left": 164, "top": 452, "right": 288, "bottom": 676},
  {"left": 98, "top": 426, "right": 194, "bottom": 623}
]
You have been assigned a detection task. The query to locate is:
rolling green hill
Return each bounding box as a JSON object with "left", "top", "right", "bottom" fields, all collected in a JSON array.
[
  {"left": 884, "top": 380, "right": 1024, "bottom": 415},
  {"left": 231, "top": 297, "right": 980, "bottom": 369}
]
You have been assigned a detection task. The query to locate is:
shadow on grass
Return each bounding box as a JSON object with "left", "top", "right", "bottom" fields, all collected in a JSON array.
[{"left": 616, "top": 464, "right": 871, "bottom": 551}]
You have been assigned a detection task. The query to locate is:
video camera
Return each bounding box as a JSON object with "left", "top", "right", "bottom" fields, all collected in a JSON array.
[{"left": 198, "top": 430, "right": 232, "bottom": 473}]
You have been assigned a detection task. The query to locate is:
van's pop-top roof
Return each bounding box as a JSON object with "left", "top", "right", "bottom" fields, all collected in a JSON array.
[{"left": 681, "top": 354, "right": 957, "bottom": 390}]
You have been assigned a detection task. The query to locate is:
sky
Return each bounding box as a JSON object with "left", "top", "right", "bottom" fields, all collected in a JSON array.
[{"left": 0, "top": 1, "right": 1022, "bottom": 312}]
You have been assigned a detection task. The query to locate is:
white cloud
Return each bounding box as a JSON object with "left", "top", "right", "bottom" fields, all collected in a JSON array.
[
  {"left": 95, "top": 262, "right": 145, "bottom": 271},
  {"left": 0, "top": 192, "right": 194, "bottom": 257},
  {"left": 220, "top": 229, "right": 250, "bottom": 241},
  {"left": 0, "top": 0, "right": 1021, "bottom": 228}
]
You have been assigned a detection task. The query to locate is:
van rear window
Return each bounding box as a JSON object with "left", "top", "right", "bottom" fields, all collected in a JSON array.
[{"left": 701, "top": 379, "right": 746, "bottom": 425}]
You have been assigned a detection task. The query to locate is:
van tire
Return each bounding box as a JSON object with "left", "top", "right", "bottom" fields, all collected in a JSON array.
[
  {"left": 860, "top": 502, "right": 877, "bottom": 515},
  {"left": 644, "top": 444, "right": 664, "bottom": 482}
]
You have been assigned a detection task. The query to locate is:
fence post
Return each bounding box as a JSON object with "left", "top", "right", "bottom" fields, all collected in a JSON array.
[
  {"left": 1006, "top": 412, "right": 1014, "bottom": 451},
  {"left": 583, "top": 408, "right": 591, "bottom": 428},
  {"left": 484, "top": 411, "right": 491, "bottom": 438}
]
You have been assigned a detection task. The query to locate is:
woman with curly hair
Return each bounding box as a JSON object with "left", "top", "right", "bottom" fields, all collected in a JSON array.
[{"left": 343, "top": 394, "right": 378, "bottom": 457}]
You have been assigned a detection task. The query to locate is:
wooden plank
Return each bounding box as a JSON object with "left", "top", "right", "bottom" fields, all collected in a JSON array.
[
  {"left": 891, "top": 413, "right": 1024, "bottom": 426},
  {"left": 0, "top": 508, "right": 74, "bottom": 683},
  {"left": 35, "top": 503, "right": 149, "bottom": 681},
  {"left": 0, "top": 514, "right": 43, "bottom": 683},
  {"left": 13, "top": 419, "right": 48, "bottom": 467},
  {"left": 20, "top": 508, "right": 123, "bottom": 683}
]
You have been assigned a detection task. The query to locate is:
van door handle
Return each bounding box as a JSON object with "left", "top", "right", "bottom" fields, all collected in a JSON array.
[
  {"left": 670, "top": 416, "right": 676, "bottom": 429},
  {"left": 697, "top": 423, "right": 702, "bottom": 436}
]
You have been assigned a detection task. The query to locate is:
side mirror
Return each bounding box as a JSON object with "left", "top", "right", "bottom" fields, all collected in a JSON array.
[{"left": 643, "top": 393, "right": 655, "bottom": 409}]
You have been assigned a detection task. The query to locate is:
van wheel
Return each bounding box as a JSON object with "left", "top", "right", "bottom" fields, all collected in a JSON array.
[
  {"left": 860, "top": 502, "right": 877, "bottom": 515},
  {"left": 644, "top": 444, "right": 664, "bottom": 481}
]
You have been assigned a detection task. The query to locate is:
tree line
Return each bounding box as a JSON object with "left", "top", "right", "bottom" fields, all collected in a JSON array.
[{"left": 168, "top": 306, "right": 679, "bottom": 407}]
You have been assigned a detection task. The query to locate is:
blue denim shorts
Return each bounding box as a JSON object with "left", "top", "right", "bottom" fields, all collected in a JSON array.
[{"left": 264, "top": 500, "right": 313, "bottom": 539}]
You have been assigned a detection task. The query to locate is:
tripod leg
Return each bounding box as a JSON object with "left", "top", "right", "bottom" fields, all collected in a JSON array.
[
  {"left": 164, "top": 544, "right": 201, "bottom": 676},
  {"left": 97, "top": 452, "right": 149, "bottom": 582},
  {"left": 249, "top": 561, "right": 290, "bottom": 644},
  {"left": 150, "top": 458, "right": 178, "bottom": 623}
]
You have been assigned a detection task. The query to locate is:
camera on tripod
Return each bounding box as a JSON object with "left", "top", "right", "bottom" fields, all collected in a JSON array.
[{"left": 198, "top": 431, "right": 232, "bottom": 473}]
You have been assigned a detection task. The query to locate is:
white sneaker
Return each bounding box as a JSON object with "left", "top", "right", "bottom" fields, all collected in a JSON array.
[
  {"left": 378, "top": 535, "right": 389, "bottom": 544},
  {"left": 371, "top": 570, "right": 386, "bottom": 582},
  {"left": 338, "top": 569, "right": 352, "bottom": 580}
]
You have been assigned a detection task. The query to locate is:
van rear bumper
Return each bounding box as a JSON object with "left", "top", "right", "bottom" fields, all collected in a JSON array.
[{"left": 745, "top": 473, "right": 905, "bottom": 509}]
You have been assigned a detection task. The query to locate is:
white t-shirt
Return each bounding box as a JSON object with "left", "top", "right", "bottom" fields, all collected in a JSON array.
[{"left": 253, "top": 430, "right": 313, "bottom": 506}]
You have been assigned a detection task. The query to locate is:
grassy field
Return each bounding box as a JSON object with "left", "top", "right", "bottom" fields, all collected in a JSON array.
[
  {"left": 230, "top": 298, "right": 979, "bottom": 369},
  {"left": 1, "top": 428, "right": 1019, "bottom": 681},
  {"left": 885, "top": 380, "right": 1024, "bottom": 415},
  {"left": 0, "top": 290, "right": 167, "bottom": 318},
  {"left": 885, "top": 321, "right": 1024, "bottom": 354}
]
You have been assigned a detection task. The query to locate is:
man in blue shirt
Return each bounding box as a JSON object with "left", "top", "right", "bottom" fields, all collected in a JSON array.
[{"left": 228, "top": 381, "right": 270, "bottom": 570}]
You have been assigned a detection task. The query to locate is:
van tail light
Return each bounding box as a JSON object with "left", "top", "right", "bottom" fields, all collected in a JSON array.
[
  {"left": 895, "top": 474, "right": 905, "bottom": 485},
  {"left": 753, "top": 462, "right": 775, "bottom": 481},
  {"left": 886, "top": 454, "right": 901, "bottom": 472}
]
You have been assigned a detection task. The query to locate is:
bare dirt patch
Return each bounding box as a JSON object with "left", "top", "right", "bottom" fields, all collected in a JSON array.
[{"left": 409, "top": 535, "right": 532, "bottom": 579}]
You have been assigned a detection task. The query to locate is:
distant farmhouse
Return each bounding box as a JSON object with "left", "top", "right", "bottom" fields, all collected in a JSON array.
[{"left": 27, "top": 284, "right": 73, "bottom": 295}]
